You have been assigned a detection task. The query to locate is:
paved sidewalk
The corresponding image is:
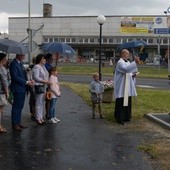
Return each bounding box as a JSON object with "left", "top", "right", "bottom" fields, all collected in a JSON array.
[{"left": 0, "top": 86, "right": 156, "bottom": 170}]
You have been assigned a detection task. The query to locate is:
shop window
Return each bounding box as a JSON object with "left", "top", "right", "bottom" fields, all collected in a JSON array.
[
  {"left": 60, "top": 38, "right": 65, "bottom": 42},
  {"left": 44, "top": 38, "right": 48, "bottom": 42},
  {"left": 103, "top": 38, "right": 107, "bottom": 43},
  {"left": 97, "top": 38, "right": 104, "bottom": 43},
  {"left": 84, "top": 38, "right": 88, "bottom": 43},
  {"left": 79, "top": 38, "right": 83, "bottom": 43},
  {"left": 142, "top": 39, "right": 147, "bottom": 43},
  {"left": 71, "top": 38, "right": 76, "bottom": 43},
  {"left": 148, "top": 39, "right": 153, "bottom": 44},
  {"left": 90, "top": 38, "right": 94, "bottom": 43},
  {"left": 49, "top": 38, "right": 53, "bottom": 42},
  {"left": 128, "top": 38, "right": 133, "bottom": 42},
  {"left": 109, "top": 38, "right": 113, "bottom": 43},
  {"left": 66, "top": 38, "right": 70, "bottom": 42},
  {"left": 163, "top": 38, "right": 168, "bottom": 44},
  {"left": 122, "top": 39, "right": 127, "bottom": 43},
  {"left": 54, "top": 38, "right": 58, "bottom": 42},
  {"left": 117, "top": 38, "right": 121, "bottom": 43}
]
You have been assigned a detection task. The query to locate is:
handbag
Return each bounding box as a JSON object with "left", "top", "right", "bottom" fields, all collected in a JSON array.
[
  {"left": 0, "top": 94, "right": 8, "bottom": 106},
  {"left": 45, "top": 91, "right": 52, "bottom": 100},
  {"left": 34, "top": 85, "right": 45, "bottom": 94}
]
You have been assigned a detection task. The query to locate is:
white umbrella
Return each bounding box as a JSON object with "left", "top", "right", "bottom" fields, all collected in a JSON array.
[{"left": 0, "top": 39, "right": 28, "bottom": 55}]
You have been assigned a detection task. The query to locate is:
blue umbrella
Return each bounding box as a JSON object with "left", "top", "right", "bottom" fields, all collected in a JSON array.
[
  {"left": 117, "top": 40, "right": 148, "bottom": 52},
  {"left": 42, "top": 42, "right": 76, "bottom": 55}
]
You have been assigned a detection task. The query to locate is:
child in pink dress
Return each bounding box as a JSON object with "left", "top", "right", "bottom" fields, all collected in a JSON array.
[{"left": 48, "top": 67, "right": 61, "bottom": 124}]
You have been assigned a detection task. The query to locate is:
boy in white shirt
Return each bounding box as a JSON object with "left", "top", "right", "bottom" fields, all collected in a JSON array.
[{"left": 90, "top": 73, "right": 104, "bottom": 119}]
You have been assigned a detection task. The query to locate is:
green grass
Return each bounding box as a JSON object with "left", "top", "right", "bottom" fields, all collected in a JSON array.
[
  {"left": 58, "top": 64, "right": 169, "bottom": 79},
  {"left": 138, "top": 67, "right": 168, "bottom": 79},
  {"left": 58, "top": 65, "right": 114, "bottom": 76},
  {"left": 62, "top": 82, "right": 170, "bottom": 122}
]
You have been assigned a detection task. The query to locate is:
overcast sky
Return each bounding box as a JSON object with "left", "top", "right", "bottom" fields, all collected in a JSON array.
[{"left": 0, "top": 0, "right": 170, "bottom": 33}]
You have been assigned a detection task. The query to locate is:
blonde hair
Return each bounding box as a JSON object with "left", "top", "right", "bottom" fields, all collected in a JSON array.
[
  {"left": 93, "top": 72, "right": 99, "bottom": 78},
  {"left": 49, "top": 67, "right": 58, "bottom": 76}
]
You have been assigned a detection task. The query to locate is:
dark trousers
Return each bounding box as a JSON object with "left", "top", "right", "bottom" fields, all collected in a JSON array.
[
  {"left": 114, "top": 97, "right": 132, "bottom": 122},
  {"left": 29, "top": 87, "right": 36, "bottom": 115},
  {"left": 11, "top": 92, "right": 25, "bottom": 126}
]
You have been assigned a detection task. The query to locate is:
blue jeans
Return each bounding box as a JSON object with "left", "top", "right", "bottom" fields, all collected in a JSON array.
[{"left": 49, "top": 98, "right": 57, "bottom": 119}]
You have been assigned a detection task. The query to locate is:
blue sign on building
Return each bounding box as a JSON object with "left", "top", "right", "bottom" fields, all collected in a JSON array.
[{"left": 154, "top": 28, "right": 170, "bottom": 34}]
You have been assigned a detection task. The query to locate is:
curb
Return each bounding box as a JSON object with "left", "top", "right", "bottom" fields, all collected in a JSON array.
[{"left": 144, "top": 113, "right": 170, "bottom": 130}]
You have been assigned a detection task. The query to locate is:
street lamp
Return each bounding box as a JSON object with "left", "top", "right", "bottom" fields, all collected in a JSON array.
[
  {"left": 28, "top": 0, "right": 31, "bottom": 65},
  {"left": 97, "top": 15, "right": 106, "bottom": 81},
  {"left": 164, "top": 9, "right": 170, "bottom": 72}
]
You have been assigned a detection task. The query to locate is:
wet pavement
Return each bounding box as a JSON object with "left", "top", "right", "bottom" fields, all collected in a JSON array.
[{"left": 0, "top": 86, "right": 155, "bottom": 170}]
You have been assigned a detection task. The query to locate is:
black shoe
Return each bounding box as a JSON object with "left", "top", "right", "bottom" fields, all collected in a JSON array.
[
  {"left": 19, "top": 125, "right": 28, "bottom": 129},
  {"left": 100, "top": 115, "right": 104, "bottom": 119},
  {"left": 41, "top": 121, "right": 46, "bottom": 125},
  {"left": 36, "top": 120, "right": 43, "bottom": 125},
  {"left": 31, "top": 115, "right": 35, "bottom": 121},
  {"left": 92, "top": 116, "right": 95, "bottom": 119},
  {"left": 124, "top": 120, "right": 130, "bottom": 124},
  {"left": 116, "top": 120, "right": 125, "bottom": 125},
  {"left": 45, "top": 114, "right": 50, "bottom": 120},
  {"left": 120, "top": 121, "right": 125, "bottom": 125},
  {"left": 12, "top": 125, "right": 23, "bottom": 132}
]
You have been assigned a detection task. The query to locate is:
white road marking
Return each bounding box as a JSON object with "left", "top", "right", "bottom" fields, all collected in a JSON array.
[{"left": 137, "top": 85, "right": 157, "bottom": 88}]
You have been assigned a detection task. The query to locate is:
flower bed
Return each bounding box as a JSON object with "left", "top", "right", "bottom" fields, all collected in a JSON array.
[{"left": 101, "top": 80, "right": 114, "bottom": 103}]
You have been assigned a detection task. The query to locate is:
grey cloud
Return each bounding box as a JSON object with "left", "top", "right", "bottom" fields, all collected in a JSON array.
[
  {"left": 0, "top": 0, "right": 170, "bottom": 32},
  {"left": 1, "top": 0, "right": 169, "bottom": 16}
]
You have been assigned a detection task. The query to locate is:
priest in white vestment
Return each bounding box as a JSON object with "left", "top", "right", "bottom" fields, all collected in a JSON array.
[{"left": 114, "top": 49, "right": 140, "bottom": 125}]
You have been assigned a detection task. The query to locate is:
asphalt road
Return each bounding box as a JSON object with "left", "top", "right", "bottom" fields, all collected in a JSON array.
[
  {"left": 59, "top": 74, "right": 170, "bottom": 90},
  {"left": 0, "top": 86, "right": 156, "bottom": 170}
]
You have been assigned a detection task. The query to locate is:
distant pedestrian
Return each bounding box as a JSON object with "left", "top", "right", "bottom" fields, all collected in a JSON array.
[
  {"left": 114, "top": 49, "right": 140, "bottom": 125},
  {"left": 0, "top": 53, "right": 9, "bottom": 133},
  {"left": 89, "top": 73, "right": 104, "bottom": 119},
  {"left": 9, "top": 54, "right": 34, "bottom": 131},
  {"left": 44, "top": 53, "right": 53, "bottom": 72},
  {"left": 48, "top": 67, "right": 61, "bottom": 124}
]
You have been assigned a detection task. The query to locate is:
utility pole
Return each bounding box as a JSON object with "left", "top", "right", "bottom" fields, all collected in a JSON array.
[{"left": 28, "top": 0, "right": 32, "bottom": 65}]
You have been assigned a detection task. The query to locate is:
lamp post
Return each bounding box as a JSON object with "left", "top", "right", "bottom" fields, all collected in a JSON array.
[
  {"left": 28, "top": 0, "right": 32, "bottom": 65},
  {"left": 164, "top": 8, "right": 170, "bottom": 72},
  {"left": 97, "top": 15, "right": 106, "bottom": 81}
]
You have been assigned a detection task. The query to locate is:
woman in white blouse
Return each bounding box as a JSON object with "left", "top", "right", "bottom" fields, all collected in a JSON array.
[{"left": 32, "top": 54, "right": 51, "bottom": 125}]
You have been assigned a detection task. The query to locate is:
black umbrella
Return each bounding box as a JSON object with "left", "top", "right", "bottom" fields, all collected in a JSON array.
[{"left": 0, "top": 39, "right": 28, "bottom": 55}]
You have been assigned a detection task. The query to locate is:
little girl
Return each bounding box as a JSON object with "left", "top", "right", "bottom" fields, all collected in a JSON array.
[{"left": 48, "top": 67, "right": 61, "bottom": 124}]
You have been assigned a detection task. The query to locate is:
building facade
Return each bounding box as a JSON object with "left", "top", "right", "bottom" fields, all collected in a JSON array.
[{"left": 8, "top": 14, "right": 169, "bottom": 63}]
